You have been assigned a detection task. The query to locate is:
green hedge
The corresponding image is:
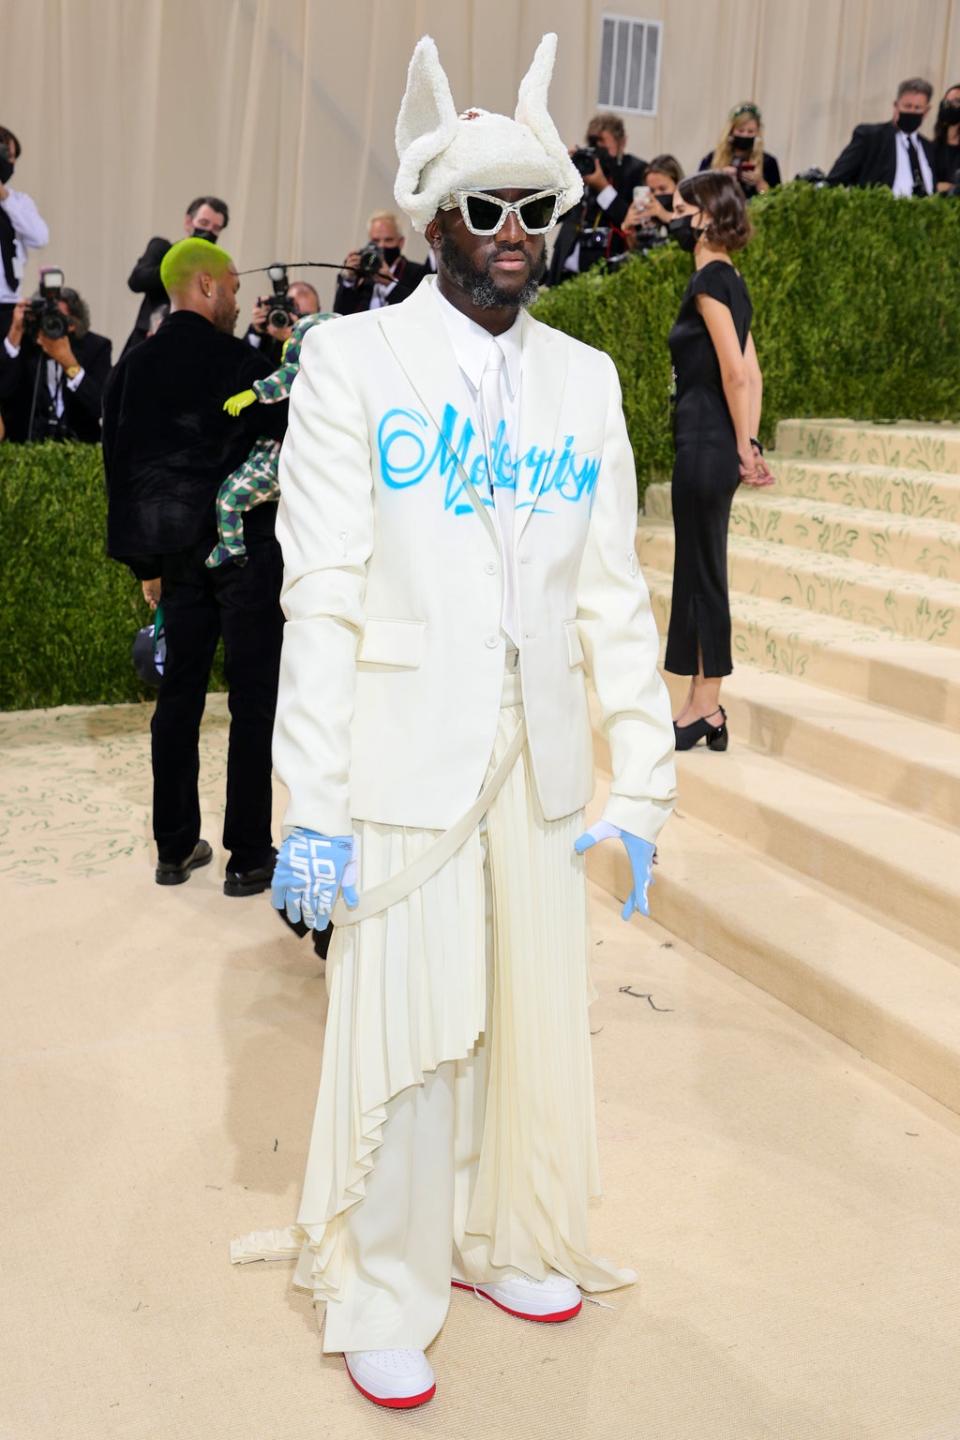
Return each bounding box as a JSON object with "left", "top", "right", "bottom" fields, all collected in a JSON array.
[
  {"left": 532, "top": 181, "right": 960, "bottom": 494},
  {"left": 3, "top": 183, "right": 959, "bottom": 711}
]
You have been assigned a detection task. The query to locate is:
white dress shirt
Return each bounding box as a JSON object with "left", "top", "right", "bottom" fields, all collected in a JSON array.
[
  {"left": 892, "top": 130, "right": 934, "bottom": 197},
  {"left": 3, "top": 335, "right": 85, "bottom": 410},
  {"left": 0, "top": 188, "right": 50, "bottom": 304},
  {"left": 432, "top": 282, "right": 522, "bottom": 644}
]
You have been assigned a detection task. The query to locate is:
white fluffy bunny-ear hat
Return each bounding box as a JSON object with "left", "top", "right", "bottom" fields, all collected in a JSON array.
[{"left": 394, "top": 32, "right": 583, "bottom": 232}]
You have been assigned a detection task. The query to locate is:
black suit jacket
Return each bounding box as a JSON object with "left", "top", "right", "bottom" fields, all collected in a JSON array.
[
  {"left": 546, "top": 151, "right": 647, "bottom": 285},
  {"left": 0, "top": 328, "right": 112, "bottom": 442},
  {"left": 333, "top": 256, "right": 428, "bottom": 316},
  {"left": 120, "top": 235, "right": 171, "bottom": 359},
  {"left": 103, "top": 310, "right": 287, "bottom": 577},
  {"left": 827, "top": 122, "right": 935, "bottom": 190}
]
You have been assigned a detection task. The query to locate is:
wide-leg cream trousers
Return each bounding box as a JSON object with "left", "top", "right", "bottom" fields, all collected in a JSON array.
[{"left": 232, "top": 669, "right": 635, "bottom": 1351}]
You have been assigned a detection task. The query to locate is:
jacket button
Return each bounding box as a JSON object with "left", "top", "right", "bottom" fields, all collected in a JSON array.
[
  {"left": 484, "top": 635, "right": 499, "bottom": 649},
  {"left": 484, "top": 561, "right": 498, "bottom": 576}
]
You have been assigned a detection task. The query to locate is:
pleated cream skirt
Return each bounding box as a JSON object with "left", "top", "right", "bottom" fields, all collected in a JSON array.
[{"left": 231, "top": 695, "right": 635, "bottom": 1299}]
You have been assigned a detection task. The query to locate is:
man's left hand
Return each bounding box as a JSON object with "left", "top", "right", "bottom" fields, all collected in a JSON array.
[
  {"left": 36, "top": 333, "right": 77, "bottom": 369},
  {"left": 573, "top": 820, "right": 656, "bottom": 921}
]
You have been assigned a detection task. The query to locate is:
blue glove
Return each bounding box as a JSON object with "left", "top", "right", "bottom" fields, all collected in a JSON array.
[
  {"left": 573, "top": 820, "right": 656, "bottom": 921},
  {"left": 271, "top": 828, "right": 359, "bottom": 932}
]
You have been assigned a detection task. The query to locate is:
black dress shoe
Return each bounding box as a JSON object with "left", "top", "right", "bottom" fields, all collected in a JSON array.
[
  {"left": 224, "top": 848, "right": 277, "bottom": 898},
  {"left": 155, "top": 839, "right": 213, "bottom": 886},
  {"left": 673, "top": 706, "right": 729, "bottom": 752}
]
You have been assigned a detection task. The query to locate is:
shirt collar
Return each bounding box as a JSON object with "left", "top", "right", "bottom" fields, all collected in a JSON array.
[{"left": 432, "top": 280, "right": 523, "bottom": 398}]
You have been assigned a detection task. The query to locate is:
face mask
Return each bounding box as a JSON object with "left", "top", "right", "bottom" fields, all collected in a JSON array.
[
  {"left": 896, "top": 111, "right": 924, "bottom": 135},
  {"left": 654, "top": 191, "right": 674, "bottom": 211},
  {"left": 731, "top": 134, "right": 755, "bottom": 154},
  {"left": 192, "top": 227, "right": 218, "bottom": 243},
  {"left": 381, "top": 246, "right": 401, "bottom": 266},
  {"left": 668, "top": 215, "right": 703, "bottom": 253},
  {"left": 0, "top": 154, "right": 13, "bottom": 185},
  {"left": 940, "top": 103, "right": 960, "bottom": 126}
]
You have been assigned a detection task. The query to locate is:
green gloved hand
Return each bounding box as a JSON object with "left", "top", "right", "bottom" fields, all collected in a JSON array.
[{"left": 223, "top": 388, "right": 257, "bottom": 417}]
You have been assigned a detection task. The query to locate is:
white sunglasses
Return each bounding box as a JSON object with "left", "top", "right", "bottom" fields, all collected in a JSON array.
[{"left": 439, "top": 189, "right": 563, "bottom": 236}]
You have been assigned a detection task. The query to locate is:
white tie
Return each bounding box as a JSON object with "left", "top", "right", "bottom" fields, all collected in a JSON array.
[{"left": 479, "top": 340, "right": 518, "bottom": 644}]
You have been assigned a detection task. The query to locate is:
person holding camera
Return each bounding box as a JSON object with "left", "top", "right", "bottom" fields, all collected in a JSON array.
[
  {"left": 333, "top": 209, "right": 428, "bottom": 316},
  {"left": 546, "top": 112, "right": 646, "bottom": 284},
  {"left": 245, "top": 278, "right": 320, "bottom": 366},
  {"left": 0, "top": 125, "right": 49, "bottom": 344},
  {"left": 622, "top": 154, "right": 685, "bottom": 252},
  {"left": 119, "top": 195, "right": 230, "bottom": 360},
  {"left": 698, "top": 104, "right": 780, "bottom": 199},
  {"left": 0, "top": 277, "right": 111, "bottom": 443},
  {"left": 827, "top": 78, "right": 935, "bottom": 194}
]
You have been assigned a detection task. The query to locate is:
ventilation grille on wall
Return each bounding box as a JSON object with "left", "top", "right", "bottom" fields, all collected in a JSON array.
[{"left": 598, "top": 14, "right": 662, "bottom": 116}]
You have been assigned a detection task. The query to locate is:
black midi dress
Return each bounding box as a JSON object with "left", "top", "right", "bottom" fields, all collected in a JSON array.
[{"left": 664, "top": 260, "right": 752, "bottom": 678}]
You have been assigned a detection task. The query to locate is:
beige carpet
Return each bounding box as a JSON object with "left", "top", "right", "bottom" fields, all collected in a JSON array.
[{"left": 3, "top": 697, "right": 960, "bottom": 1440}]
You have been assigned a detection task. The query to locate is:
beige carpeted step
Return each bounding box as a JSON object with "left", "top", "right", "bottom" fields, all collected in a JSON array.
[
  {"left": 584, "top": 780, "right": 960, "bottom": 1117},
  {"left": 596, "top": 729, "right": 960, "bottom": 954},
  {"left": 644, "top": 566, "right": 960, "bottom": 727},
  {"left": 644, "top": 482, "right": 960, "bottom": 582},
  {"left": 775, "top": 418, "right": 960, "bottom": 475},
  {"left": 760, "top": 458, "right": 960, "bottom": 522},
  {"left": 637, "top": 522, "right": 960, "bottom": 647}
]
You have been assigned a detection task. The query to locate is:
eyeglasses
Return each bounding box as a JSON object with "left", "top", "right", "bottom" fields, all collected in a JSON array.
[{"left": 440, "top": 189, "right": 563, "bottom": 236}]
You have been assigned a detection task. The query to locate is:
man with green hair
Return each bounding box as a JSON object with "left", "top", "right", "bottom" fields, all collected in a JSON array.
[{"left": 104, "top": 236, "right": 289, "bottom": 896}]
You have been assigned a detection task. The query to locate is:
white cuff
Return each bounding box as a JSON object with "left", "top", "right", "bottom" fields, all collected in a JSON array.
[
  {"left": 66, "top": 367, "right": 85, "bottom": 391},
  {"left": 596, "top": 184, "right": 618, "bottom": 211},
  {"left": 3, "top": 336, "right": 20, "bottom": 359}
]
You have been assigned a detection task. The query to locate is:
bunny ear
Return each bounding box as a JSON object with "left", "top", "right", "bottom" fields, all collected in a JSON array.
[
  {"left": 395, "top": 35, "right": 458, "bottom": 161},
  {"left": 514, "top": 31, "right": 557, "bottom": 127}
]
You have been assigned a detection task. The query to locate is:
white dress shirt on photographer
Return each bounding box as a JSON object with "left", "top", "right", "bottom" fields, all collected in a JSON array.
[
  {"left": 0, "top": 188, "right": 49, "bottom": 304},
  {"left": 3, "top": 334, "right": 85, "bottom": 411}
]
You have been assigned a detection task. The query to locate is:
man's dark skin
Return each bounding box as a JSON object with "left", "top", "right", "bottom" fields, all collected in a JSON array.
[{"left": 425, "top": 187, "right": 546, "bottom": 338}]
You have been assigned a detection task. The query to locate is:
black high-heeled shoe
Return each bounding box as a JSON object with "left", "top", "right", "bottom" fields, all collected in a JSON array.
[{"left": 673, "top": 706, "right": 728, "bottom": 752}]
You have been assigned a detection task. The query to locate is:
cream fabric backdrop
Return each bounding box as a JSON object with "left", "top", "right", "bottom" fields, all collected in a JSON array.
[{"left": 1, "top": 0, "right": 956, "bottom": 350}]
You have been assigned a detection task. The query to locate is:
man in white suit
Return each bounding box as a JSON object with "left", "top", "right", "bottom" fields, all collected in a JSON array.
[{"left": 234, "top": 32, "right": 676, "bottom": 1410}]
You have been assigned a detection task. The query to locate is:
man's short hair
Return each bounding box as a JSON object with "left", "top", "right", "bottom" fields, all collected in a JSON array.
[
  {"left": 160, "top": 237, "right": 234, "bottom": 296},
  {"left": 897, "top": 77, "right": 933, "bottom": 101},
  {"left": 587, "top": 112, "right": 626, "bottom": 144},
  {"left": 0, "top": 125, "right": 22, "bottom": 159},
  {"left": 288, "top": 280, "right": 320, "bottom": 309},
  {"left": 368, "top": 209, "right": 403, "bottom": 233},
  {"left": 60, "top": 287, "right": 91, "bottom": 339},
  {"left": 186, "top": 194, "right": 230, "bottom": 228}
]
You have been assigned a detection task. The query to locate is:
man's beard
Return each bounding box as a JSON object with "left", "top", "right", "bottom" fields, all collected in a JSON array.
[
  {"left": 212, "top": 292, "right": 238, "bottom": 334},
  {"left": 440, "top": 235, "right": 546, "bottom": 309}
]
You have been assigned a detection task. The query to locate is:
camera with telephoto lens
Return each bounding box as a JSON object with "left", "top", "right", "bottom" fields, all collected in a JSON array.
[
  {"left": 356, "top": 241, "right": 384, "bottom": 279},
  {"left": 259, "top": 263, "right": 299, "bottom": 330},
  {"left": 23, "top": 268, "right": 68, "bottom": 342}
]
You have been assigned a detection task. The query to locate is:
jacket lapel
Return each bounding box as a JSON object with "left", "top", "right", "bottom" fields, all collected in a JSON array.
[
  {"left": 378, "top": 280, "right": 499, "bottom": 549},
  {"left": 514, "top": 312, "right": 569, "bottom": 541}
]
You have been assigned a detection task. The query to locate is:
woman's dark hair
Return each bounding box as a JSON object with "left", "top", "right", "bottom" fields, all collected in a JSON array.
[
  {"left": 934, "top": 85, "right": 960, "bottom": 145},
  {"left": 644, "top": 153, "right": 684, "bottom": 185},
  {"left": 0, "top": 125, "right": 22, "bottom": 159},
  {"left": 677, "top": 170, "right": 752, "bottom": 252}
]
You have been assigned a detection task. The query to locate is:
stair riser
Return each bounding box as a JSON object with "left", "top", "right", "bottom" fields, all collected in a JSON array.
[
  {"left": 644, "top": 484, "right": 960, "bottom": 582},
  {"left": 584, "top": 835, "right": 960, "bottom": 1116},
  {"left": 769, "top": 462, "right": 960, "bottom": 521},
  {"left": 654, "top": 672, "right": 960, "bottom": 831},
  {"left": 775, "top": 421, "right": 960, "bottom": 477},
  {"left": 638, "top": 529, "right": 960, "bottom": 649}
]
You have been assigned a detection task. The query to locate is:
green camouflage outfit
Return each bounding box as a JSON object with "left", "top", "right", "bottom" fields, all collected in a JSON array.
[{"left": 206, "top": 311, "right": 337, "bottom": 568}]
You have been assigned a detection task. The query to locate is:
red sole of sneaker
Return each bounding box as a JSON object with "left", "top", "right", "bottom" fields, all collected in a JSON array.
[
  {"left": 452, "top": 1280, "right": 582, "bottom": 1323},
  {"left": 344, "top": 1359, "right": 436, "bottom": 1410}
]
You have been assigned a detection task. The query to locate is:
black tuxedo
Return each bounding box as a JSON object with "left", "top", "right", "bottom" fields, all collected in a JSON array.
[
  {"left": 827, "top": 121, "right": 935, "bottom": 190},
  {"left": 333, "top": 255, "right": 428, "bottom": 316},
  {"left": 546, "top": 151, "right": 647, "bottom": 285},
  {"left": 120, "top": 235, "right": 171, "bottom": 359},
  {"left": 103, "top": 309, "right": 290, "bottom": 875},
  {"left": 0, "top": 328, "right": 112, "bottom": 442}
]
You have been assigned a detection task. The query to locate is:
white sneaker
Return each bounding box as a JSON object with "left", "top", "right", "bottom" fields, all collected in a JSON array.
[
  {"left": 343, "top": 1348, "right": 436, "bottom": 1409},
  {"left": 453, "top": 1270, "right": 582, "bottom": 1323}
]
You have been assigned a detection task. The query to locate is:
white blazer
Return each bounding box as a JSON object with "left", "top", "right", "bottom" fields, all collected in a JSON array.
[{"left": 274, "top": 277, "right": 676, "bottom": 843}]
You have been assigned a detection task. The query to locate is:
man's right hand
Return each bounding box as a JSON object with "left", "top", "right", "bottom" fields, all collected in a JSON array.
[
  {"left": 339, "top": 251, "right": 363, "bottom": 283},
  {"left": 7, "top": 301, "right": 26, "bottom": 349},
  {"left": 271, "top": 828, "right": 359, "bottom": 931}
]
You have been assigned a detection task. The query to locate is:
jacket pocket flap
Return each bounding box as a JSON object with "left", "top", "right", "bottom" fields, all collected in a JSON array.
[
  {"left": 358, "top": 618, "right": 425, "bottom": 668},
  {"left": 564, "top": 619, "right": 585, "bottom": 668}
]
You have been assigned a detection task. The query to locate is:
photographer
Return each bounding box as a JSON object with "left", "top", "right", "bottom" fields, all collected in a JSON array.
[
  {"left": 119, "top": 195, "right": 230, "bottom": 359},
  {"left": 0, "top": 125, "right": 50, "bottom": 342},
  {"left": 827, "top": 78, "right": 934, "bottom": 195},
  {"left": 698, "top": 104, "right": 781, "bottom": 198},
  {"left": 245, "top": 278, "right": 320, "bottom": 366},
  {"left": 546, "top": 112, "right": 646, "bottom": 284},
  {"left": 333, "top": 210, "right": 428, "bottom": 316},
  {"left": 0, "top": 277, "right": 111, "bottom": 443},
  {"left": 622, "top": 154, "right": 685, "bottom": 252}
]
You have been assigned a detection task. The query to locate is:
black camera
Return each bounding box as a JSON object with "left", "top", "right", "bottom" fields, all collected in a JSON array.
[
  {"left": 23, "top": 268, "right": 68, "bottom": 341},
  {"left": 572, "top": 139, "right": 615, "bottom": 180},
  {"left": 259, "top": 263, "right": 298, "bottom": 330},
  {"left": 356, "top": 242, "right": 384, "bottom": 279}
]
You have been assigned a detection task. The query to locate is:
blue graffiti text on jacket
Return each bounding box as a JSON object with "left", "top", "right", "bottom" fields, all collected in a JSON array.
[{"left": 376, "top": 403, "right": 601, "bottom": 514}]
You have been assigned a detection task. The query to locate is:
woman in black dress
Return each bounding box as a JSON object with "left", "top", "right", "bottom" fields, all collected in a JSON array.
[{"left": 664, "top": 170, "right": 772, "bottom": 751}]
